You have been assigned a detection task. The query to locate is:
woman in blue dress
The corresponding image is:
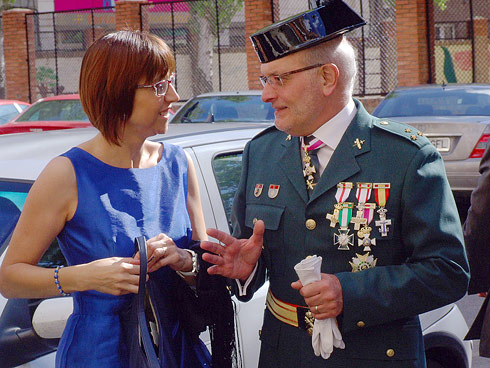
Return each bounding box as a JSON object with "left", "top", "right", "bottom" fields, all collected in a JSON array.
[{"left": 0, "top": 30, "right": 231, "bottom": 367}]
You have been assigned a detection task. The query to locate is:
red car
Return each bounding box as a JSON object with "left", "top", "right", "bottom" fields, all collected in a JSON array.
[
  {"left": 0, "top": 99, "right": 30, "bottom": 125},
  {"left": 0, "top": 94, "right": 91, "bottom": 134}
]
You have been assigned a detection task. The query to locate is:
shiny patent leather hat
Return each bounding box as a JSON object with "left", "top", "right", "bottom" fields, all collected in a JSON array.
[{"left": 250, "top": 0, "right": 366, "bottom": 63}]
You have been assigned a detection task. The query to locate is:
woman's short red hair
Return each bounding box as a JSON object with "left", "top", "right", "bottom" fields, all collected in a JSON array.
[{"left": 79, "top": 30, "right": 175, "bottom": 145}]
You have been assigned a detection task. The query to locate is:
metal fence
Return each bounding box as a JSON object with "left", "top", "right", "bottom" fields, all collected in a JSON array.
[
  {"left": 278, "top": 0, "right": 398, "bottom": 96},
  {"left": 142, "top": 0, "right": 398, "bottom": 99},
  {"left": 26, "top": 7, "right": 116, "bottom": 102},
  {"left": 431, "top": 0, "right": 490, "bottom": 84},
  {"left": 12, "top": 0, "right": 489, "bottom": 102},
  {"left": 142, "top": 0, "right": 247, "bottom": 100}
]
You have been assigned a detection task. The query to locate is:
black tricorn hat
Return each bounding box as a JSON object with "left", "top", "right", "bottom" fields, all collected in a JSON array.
[{"left": 250, "top": 0, "right": 366, "bottom": 63}]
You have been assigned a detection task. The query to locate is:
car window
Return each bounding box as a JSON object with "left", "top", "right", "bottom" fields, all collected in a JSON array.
[
  {"left": 17, "top": 100, "right": 89, "bottom": 122},
  {"left": 173, "top": 95, "right": 274, "bottom": 123},
  {"left": 0, "top": 105, "right": 23, "bottom": 124},
  {"left": 0, "top": 180, "right": 66, "bottom": 267},
  {"left": 374, "top": 89, "right": 490, "bottom": 117},
  {"left": 212, "top": 152, "right": 242, "bottom": 230}
]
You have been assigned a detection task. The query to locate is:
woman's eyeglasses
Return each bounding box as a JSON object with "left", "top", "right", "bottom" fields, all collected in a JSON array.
[{"left": 137, "top": 73, "right": 175, "bottom": 97}]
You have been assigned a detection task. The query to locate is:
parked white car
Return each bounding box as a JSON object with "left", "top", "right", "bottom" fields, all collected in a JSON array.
[{"left": 0, "top": 124, "right": 472, "bottom": 368}]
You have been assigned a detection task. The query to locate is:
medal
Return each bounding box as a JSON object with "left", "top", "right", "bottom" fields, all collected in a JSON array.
[
  {"left": 268, "top": 184, "right": 280, "bottom": 198},
  {"left": 334, "top": 202, "right": 354, "bottom": 250},
  {"left": 373, "top": 183, "right": 391, "bottom": 237},
  {"left": 326, "top": 182, "right": 353, "bottom": 227},
  {"left": 352, "top": 183, "right": 372, "bottom": 229},
  {"left": 326, "top": 203, "right": 342, "bottom": 227},
  {"left": 335, "top": 182, "right": 353, "bottom": 203},
  {"left": 254, "top": 184, "right": 264, "bottom": 197},
  {"left": 357, "top": 226, "right": 376, "bottom": 251},
  {"left": 375, "top": 207, "right": 392, "bottom": 237},
  {"left": 334, "top": 229, "right": 354, "bottom": 250},
  {"left": 338, "top": 202, "right": 353, "bottom": 229},
  {"left": 301, "top": 136, "right": 325, "bottom": 191},
  {"left": 349, "top": 252, "right": 377, "bottom": 272}
]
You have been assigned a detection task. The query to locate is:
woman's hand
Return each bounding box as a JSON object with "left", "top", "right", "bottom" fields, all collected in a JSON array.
[
  {"left": 83, "top": 257, "right": 142, "bottom": 295},
  {"left": 138, "top": 233, "right": 192, "bottom": 273}
]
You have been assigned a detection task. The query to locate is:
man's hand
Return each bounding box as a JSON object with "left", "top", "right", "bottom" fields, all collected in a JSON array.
[
  {"left": 201, "top": 220, "right": 265, "bottom": 280},
  {"left": 291, "top": 273, "right": 343, "bottom": 320}
]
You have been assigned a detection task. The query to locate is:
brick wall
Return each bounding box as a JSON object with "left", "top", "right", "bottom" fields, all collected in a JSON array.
[
  {"left": 3, "top": 9, "right": 35, "bottom": 102},
  {"left": 396, "top": 0, "right": 430, "bottom": 86},
  {"left": 244, "top": 0, "right": 275, "bottom": 90},
  {"left": 473, "top": 17, "right": 489, "bottom": 83},
  {"left": 115, "top": 0, "right": 146, "bottom": 32}
]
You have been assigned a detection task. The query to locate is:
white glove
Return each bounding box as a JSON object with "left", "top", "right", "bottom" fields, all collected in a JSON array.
[{"left": 294, "top": 255, "right": 345, "bottom": 359}]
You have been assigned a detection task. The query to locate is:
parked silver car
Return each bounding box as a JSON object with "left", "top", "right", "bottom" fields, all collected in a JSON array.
[
  {"left": 0, "top": 125, "right": 472, "bottom": 367},
  {"left": 170, "top": 91, "right": 275, "bottom": 124},
  {"left": 373, "top": 84, "right": 490, "bottom": 220}
]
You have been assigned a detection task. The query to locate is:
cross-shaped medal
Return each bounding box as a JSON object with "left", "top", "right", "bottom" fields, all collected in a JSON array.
[
  {"left": 357, "top": 226, "right": 376, "bottom": 251},
  {"left": 351, "top": 211, "right": 367, "bottom": 230},
  {"left": 326, "top": 203, "right": 342, "bottom": 227},
  {"left": 334, "top": 229, "right": 353, "bottom": 250},
  {"left": 375, "top": 208, "right": 391, "bottom": 237}
]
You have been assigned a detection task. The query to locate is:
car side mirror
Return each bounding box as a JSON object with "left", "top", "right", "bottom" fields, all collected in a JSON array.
[{"left": 32, "top": 297, "right": 73, "bottom": 339}]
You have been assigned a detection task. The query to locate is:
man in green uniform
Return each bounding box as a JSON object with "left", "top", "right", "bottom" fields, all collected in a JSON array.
[{"left": 201, "top": 1, "right": 469, "bottom": 366}]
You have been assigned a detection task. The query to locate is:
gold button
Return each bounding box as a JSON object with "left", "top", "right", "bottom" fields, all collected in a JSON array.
[
  {"left": 258, "top": 329, "right": 262, "bottom": 337},
  {"left": 380, "top": 121, "right": 389, "bottom": 125},
  {"left": 305, "top": 219, "right": 316, "bottom": 230},
  {"left": 253, "top": 218, "right": 258, "bottom": 225},
  {"left": 356, "top": 321, "right": 365, "bottom": 328},
  {"left": 386, "top": 349, "right": 395, "bottom": 358}
]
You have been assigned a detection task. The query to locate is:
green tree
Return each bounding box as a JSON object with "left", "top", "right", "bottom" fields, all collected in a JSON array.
[
  {"left": 36, "top": 66, "right": 56, "bottom": 97},
  {"left": 187, "top": 0, "right": 243, "bottom": 95},
  {"left": 0, "top": 0, "right": 16, "bottom": 11}
]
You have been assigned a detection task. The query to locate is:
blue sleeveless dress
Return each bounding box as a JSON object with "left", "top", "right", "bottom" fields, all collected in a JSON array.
[{"left": 55, "top": 145, "right": 211, "bottom": 368}]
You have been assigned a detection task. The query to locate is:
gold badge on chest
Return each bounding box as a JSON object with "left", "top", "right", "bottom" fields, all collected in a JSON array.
[{"left": 349, "top": 252, "right": 377, "bottom": 272}]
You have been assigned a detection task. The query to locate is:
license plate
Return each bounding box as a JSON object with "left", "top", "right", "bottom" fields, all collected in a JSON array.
[{"left": 429, "top": 137, "right": 450, "bottom": 152}]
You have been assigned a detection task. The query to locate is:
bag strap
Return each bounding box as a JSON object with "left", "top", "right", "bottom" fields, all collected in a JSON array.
[{"left": 134, "top": 236, "right": 160, "bottom": 368}]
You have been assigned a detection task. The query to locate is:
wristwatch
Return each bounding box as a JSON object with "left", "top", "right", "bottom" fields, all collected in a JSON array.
[{"left": 176, "top": 249, "right": 198, "bottom": 277}]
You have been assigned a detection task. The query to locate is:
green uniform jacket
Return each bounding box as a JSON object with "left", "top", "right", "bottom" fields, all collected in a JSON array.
[{"left": 231, "top": 100, "right": 469, "bottom": 367}]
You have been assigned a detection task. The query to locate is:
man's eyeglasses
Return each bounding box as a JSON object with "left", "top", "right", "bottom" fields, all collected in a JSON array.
[
  {"left": 137, "top": 73, "right": 175, "bottom": 97},
  {"left": 259, "top": 64, "right": 324, "bottom": 88}
]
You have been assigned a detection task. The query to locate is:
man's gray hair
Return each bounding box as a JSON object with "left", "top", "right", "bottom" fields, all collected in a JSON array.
[{"left": 304, "top": 36, "right": 357, "bottom": 96}]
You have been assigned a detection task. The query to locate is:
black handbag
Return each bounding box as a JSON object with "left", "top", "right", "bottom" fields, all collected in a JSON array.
[
  {"left": 123, "top": 237, "right": 239, "bottom": 368},
  {"left": 124, "top": 236, "right": 161, "bottom": 368}
]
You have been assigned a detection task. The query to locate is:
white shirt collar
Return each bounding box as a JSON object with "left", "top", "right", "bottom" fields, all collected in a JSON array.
[{"left": 312, "top": 99, "right": 357, "bottom": 150}]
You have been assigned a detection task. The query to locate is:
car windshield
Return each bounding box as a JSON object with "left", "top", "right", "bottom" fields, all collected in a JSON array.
[
  {"left": 16, "top": 99, "right": 89, "bottom": 122},
  {"left": 374, "top": 88, "right": 490, "bottom": 117},
  {"left": 172, "top": 95, "right": 274, "bottom": 123}
]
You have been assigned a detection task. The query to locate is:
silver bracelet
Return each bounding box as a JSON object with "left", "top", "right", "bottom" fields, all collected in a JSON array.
[{"left": 176, "top": 249, "right": 198, "bottom": 277}]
